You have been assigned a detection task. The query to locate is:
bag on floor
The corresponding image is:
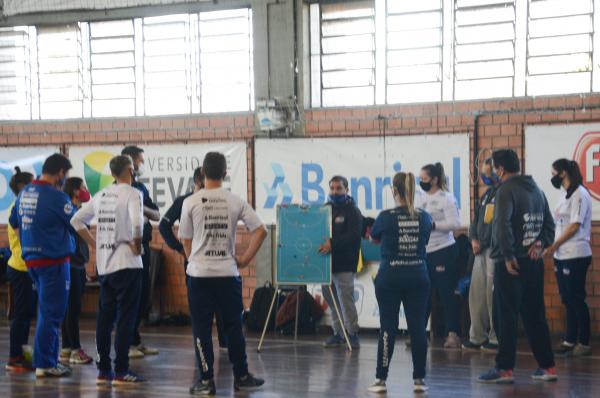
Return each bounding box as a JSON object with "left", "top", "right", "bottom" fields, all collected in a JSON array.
[
  {"left": 276, "top": 290, "right": 324, "bottom": 335},
  {"left": 245, "top": 281, "right": 277, "bottom": 332}
]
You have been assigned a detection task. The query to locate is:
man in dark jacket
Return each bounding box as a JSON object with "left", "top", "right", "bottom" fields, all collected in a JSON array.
[
  {"left": 479, "top": 149, "right": 557, "bottom": 385},
  {"left": 319, "top": 176, "right": 362, "bottom": 349},
  {"left": 463, "top": 158, "right": 500, "bottom": 353}
]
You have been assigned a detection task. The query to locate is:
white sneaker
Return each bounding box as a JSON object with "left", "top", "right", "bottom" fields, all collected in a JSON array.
[
  {"left": 128, "top": 347, "right": 145, "bottom": 359},
  {"left": 135, "top": 345, "right": 159, "bottom": 356},
  {"left": 36, "top": 363, "right": 72, "bottom": 378},
  {"left": 368, "top": 379, "right": 387, "bottom": 393},
  {"left": 414, "top": 379, "right": 428, "bottom": 393}
]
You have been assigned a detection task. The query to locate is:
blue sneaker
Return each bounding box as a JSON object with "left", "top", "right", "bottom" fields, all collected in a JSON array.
[
  {"left": 112, "top": 370, "right": 146, "bottom": 386},
  {"left": 349, "top": 334, "right": 360, "bottom": 349},
  {"left": 96, "top": 370, "right": 114, "bottom": 386},
  {"left": 478, "top": 368, "right": 514, "bottom": 384},
  {"left": 323, "top": 334, "right": 345, "bottom": 348},
  {"left": 531, "top": 367, "right": 557, "bottom": 382}
]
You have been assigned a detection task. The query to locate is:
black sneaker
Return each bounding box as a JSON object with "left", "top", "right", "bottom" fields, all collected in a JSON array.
[
  {"left": 554, "top": 342, "right": 575, "bottom": 357},
  {"left": 481, "top": 342, "right": 499, "bottom": 353},
  {"left": 190, "top": 379, "right": 216, "bottom": 396},
  {"left": 462, "top": 341, "right": 482, "bottom": 351},
  {"left": 234, "top": 373, "right": 265, "bottom": 391}
]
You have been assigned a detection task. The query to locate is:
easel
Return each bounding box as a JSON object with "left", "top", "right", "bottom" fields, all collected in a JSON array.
[{"left": 257, "top": 204, "right": 353, "bottom": 352}]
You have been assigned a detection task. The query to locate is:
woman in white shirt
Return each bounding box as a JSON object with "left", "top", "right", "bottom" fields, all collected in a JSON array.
[
  {"left": 545, "top": 158, "right": 592, "bottom": 358},
  {"left": 417, "top": 163, "right": 462, "bottom": 349}
]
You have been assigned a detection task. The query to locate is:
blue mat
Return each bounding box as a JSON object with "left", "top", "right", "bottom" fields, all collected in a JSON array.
[{"left": 276, "top": 204, "right": 332, "bottom": 285}]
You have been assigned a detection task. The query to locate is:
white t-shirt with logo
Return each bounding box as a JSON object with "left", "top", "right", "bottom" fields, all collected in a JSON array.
[
  {"left": 179, "top": 188, "right": 263, "bottom": 278},
  {"left": 415, "top": 189, "right": 461, "bottom": 253},
  {"left": 553, "top": 185, "right": 592, "bottom": 260},
  {"left": 71, "top": 183, "right": 144, "bottom": 276}
]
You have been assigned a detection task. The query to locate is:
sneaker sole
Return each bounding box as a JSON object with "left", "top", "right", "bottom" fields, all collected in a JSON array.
[
  {"left": 414, "top": 386, "right": 429, "bottom": 393},
  {"left": 234, "top": 385, "right": 264, "bottom": 392},
  {"left": 189, "top": 389, "right": 216, "bottom": 396},
  {"left": 112, "top": 380, "right": 145, "bottom": 386},
  {"left": 96, "top": 379, "right": 113, "bottom": 386},
  {"left": 367, "top": 387, "right": 387, "bottom": 393},
  {"left": 531, "top": 376, "right": 558, "bottom": 382},
  {"left": 70, "top": 359, "right": 93, "bottom": 365},
  {"left": 478, "top": 378, "right": 514, "bottom": 385},
  {"left": 480, "top": 348, "right": 499, "bottom": 354},
  {"left": 461, "top": 345, "right": 482, "bottom": 352},
  {"left": 5, "top": 366, "right": 31, "bottom": 373}
]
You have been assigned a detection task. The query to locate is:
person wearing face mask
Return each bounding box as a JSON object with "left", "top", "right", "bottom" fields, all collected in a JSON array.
[
  {"left": 320, "top": 176, "right": 363, "bottom": 349},
  {"left": 71, "top": 155, "right": 146, "bottom": 385},
  {"left": 479, "top": 149, "right": 556, "bottom": 384},
  {"left": 545, "top": 159, "right": 592, "bottom": 358},
  {"left": 416, "top": 162, "right": 462, "bottom": 349},
  {"left": 9, "top": 153, "right": 76, "bottom": 378},
  {"left": 59, "top": 177, "right": 93, "bottom": 366},
  {"left": 5, "top": 167, "right": 35, "bottom": 372},
  {"left": 463, "top": 158, "right": 500, "bottom": 353},
  {"left": 368, "top": 172, "right": 432, "bottom": 394},
  {"left": 121, "top": 145, "right": 160, "bottom": 358}
]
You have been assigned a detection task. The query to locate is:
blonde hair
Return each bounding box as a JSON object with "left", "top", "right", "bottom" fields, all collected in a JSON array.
[{"left": 392, "top": 172, "right": 416, "bottom": 215}]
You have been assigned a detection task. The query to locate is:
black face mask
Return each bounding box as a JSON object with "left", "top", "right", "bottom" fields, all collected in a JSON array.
[
  {"left": 420, "top": 181, "right": 432, "bottom": 192},
  {"left": 551, "top": 174, "right": 563, "bottom": 189}
]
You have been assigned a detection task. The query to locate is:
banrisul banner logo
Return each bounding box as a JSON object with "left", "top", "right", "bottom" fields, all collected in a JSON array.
[
  {"left": 83, "top": 151, "right": 114, "bottom": 195},
  {"left": 574, "top": 131, "right": 600, "bottom": 200}
]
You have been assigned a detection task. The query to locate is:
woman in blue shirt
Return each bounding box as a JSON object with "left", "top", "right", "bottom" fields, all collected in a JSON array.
[{"left": 368, "top": 172, "right": 433, "bottom": 394}]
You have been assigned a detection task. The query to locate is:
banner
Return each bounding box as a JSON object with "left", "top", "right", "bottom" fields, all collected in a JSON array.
[
  {"left": 68, "top": 143, "right": 248, "bottom": 215},
  {"left": 525, "top": 123, "right": 600, "bottom": 219},
  {"left": 255, "top": 135, "right": 471, "bottom": 225},
  {"left": 0, "top": 146, "right": 59, "bottom": 223}
]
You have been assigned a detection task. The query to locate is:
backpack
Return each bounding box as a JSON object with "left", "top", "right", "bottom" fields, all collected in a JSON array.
[
  {"left": 245, "top": 281, "right": 277, "bottom": 332},
  {"left": 275, "top": 289, "right": 324, "bottom": 335}
]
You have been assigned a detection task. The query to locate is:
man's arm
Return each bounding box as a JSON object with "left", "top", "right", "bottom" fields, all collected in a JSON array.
[
  {"left": 128, "top": 190, "right": 144, "bottom": 256},
  {"left": 433, "top": 195, "right": 461, "bottom": 232},
  {"left": 540, "top": 193, "right": 556, "bottom": 249},
  {"left": 71, "top": 201, "right": 96, "bottom": 248},
  {"left": 235, "top": 226, "right": 268, "bottom": 269},
  {"left": 178, "top": 197, "right": 194, "bottom": 258},
  {"left": 159, "top": 197, "right": 185, "bottom": 254}
]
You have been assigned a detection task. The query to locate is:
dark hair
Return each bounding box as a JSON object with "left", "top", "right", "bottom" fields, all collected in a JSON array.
[
  {"left": 42, "top": 153, "right": 72, "bottom": 175},
  {"left": 552, "top": 158, "right": 583, "bottom": 190},
  {"left": 484, "top": 157, "right": 493, "bottom": 166},
  {"left": 110, "top": 155, "right": 133, "bottom": 177},
  {"left": 203, "top": 152, "right": 227, "bottom": 180},
  {"left": 121, "top": 145, "right": 144, "bottom": 161},
  {"left": 193, "top": 167, "right": 205, "bottom": 186},
  {"left": 392, "top": 172, "right": 416, "bottom": 215},
  {"left": 329, "top": 175, "right": 349, "bottom": 189},
  {"left": 63, "top": 177, "right": 84, "bottom": 199},
  {"left": 421, "top": 162, "right": 448, "bottom": 191},
  {"left": 9, "top": 167, "right": 33, "bottom": 195},
  {"left": 492, "top": 149, "right": 520, "bottom": 173}
]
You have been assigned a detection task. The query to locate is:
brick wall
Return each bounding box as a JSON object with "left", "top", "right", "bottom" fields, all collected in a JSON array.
[{"left": 2, "top": 94, "right": 600, "bottom": 333}]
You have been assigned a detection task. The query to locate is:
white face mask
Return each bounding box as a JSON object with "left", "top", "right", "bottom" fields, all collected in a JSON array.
[{"left": 135, "top": 162, "right": 145, "bottom": 177}]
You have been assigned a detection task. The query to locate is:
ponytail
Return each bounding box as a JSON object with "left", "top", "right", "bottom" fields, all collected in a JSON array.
[
  {"left": 9, "top": 166, "right": 34, "bottom": 196},
  {"left": 552, "top": 158, "right": 584, "bottom": 190},
  {"left": 422, "top": 162, "right": 448, "bottom": 191},
  {"left": 393, "top": 172, "right": 417, "bottom": 216}
]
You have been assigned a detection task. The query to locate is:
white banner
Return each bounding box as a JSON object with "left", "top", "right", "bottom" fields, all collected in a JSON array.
[
  {"left": 525, "top": 123, "right": 600, "bottom": 219},
  {"left": 3, "top": 0, "right": 211, "bottom": 16},
  {"left": 255, "top": 135, "right": 471, "bottom": 225},
  {"left": 68, "top": 143, "right": 248, "bottom": 215},
  {"left": 0, "top": 146, "right": 60, "bottom": 224}
]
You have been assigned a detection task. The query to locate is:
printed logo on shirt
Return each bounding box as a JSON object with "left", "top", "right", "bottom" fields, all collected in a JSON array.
[
  {"left": 64, "top": 202, "right": 73, "bottom": 215},
  {"left": 334, "top": 216, "right": 345, "bottom": 224}
]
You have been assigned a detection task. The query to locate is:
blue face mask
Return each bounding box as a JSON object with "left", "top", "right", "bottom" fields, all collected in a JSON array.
[
  {"left": 481, "top": 173, "right": 499, "bottom": 186},
  {"left": 329, "top": 194, "right": 348, "bottom": 205}
]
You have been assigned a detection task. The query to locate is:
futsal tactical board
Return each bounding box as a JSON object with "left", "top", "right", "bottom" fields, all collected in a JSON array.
[{"left": 276, "top": 204, "right": 332, "bottom": 285}]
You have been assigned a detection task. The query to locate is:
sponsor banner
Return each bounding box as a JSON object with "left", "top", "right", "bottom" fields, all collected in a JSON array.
[
  {"left": 255, "top": 135, "right": 470, "bottom": 225},
  {"left": 525, "top": 123, "right": 600, "bottom": 219},
  {"left": 0, "top": 147, "right": 59, "bottom": 223},
  {"left": 68, "top": 143, "right": 248, "bottom": 216}
]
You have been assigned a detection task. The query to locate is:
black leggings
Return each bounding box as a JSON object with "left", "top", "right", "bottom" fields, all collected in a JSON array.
[{"left": 62, "top": 266, "right": 86, "bottom": 350}]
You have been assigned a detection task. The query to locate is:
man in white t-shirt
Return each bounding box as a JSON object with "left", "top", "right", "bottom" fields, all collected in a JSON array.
[
  {"left": 71, "top": 155, "right": 146, "bottom": 386},
  {"left": 179, "top": 152, "right": 267, "bottom": 395}
]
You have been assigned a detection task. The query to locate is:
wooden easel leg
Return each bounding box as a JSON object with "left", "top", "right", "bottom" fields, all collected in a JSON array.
[
  {"left": 257, "top": 288, "right": 279, "bottom": 353},
  {"left": 328, "top": 284, "right": 352, "bottom": 352},
  {"left": 294, "top": 286, "right": 300, "bottom": 340}
]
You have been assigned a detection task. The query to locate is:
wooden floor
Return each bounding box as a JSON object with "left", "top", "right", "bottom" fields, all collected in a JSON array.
[{"left": 1, "top": 322, "right": 599, "bottom": 397}]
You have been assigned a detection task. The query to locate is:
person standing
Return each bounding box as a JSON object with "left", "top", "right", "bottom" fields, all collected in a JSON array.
[
  {"left": 417, "top": 163, "right": 462, "bottom": 349},
  {"left": 59, "top": 177, "right": 93, "bottom": 365},
  {"left": 545, "top": 159, "right": 593, "bottom": 358},
  {"left": 121, "top": 145, "right": 160, "bottom": 358},
  {"left": 158, "top": 167, "right": 227, "bottom": 349},
  {"left": 479, "top": 149, "right": 556, "bottom": 384},
  {"left": 5, "top": 167, "right": 35, "bottom": 372},
  {"left": 463, "top": 158, "right": 500, "bottom": 353},
  {"left": 320, "top": 176, "right": 362, "bottom": 349},
  {"left": 179, "top": 152, "right": 267, "bottom": 395},
  {"left": 368, "top": 172, "right": 432, "bottom": 394},
  {"left": 71, "top": 155, "right": 146, "bottom": 385},
  {"left": 9, "top": 153, "right": 75, "bottom": 378}
]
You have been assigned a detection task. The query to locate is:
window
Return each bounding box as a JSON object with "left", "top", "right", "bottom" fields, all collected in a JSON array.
[
  {"left": 526, "top": 0, "right": 593, "bottom": 95},
  {"left": 387, "top": 0, "right": 443, "bottom": 103},
  {"left": 199, "top": 9, "right": 254, "bottom": 113},
  {"left": 0, "top": 27, "right": 34, "bottom": 120},
  {"left": 311, "top": 1, "right": 376, "bottom": 107},
  {"left": 454, "top": 0, "right": 516, "bottom": 100}
]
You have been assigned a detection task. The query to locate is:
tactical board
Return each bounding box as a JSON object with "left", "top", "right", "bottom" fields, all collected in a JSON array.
[{"left": 276, "top": 204, "right": 332, "bottom": 285}]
